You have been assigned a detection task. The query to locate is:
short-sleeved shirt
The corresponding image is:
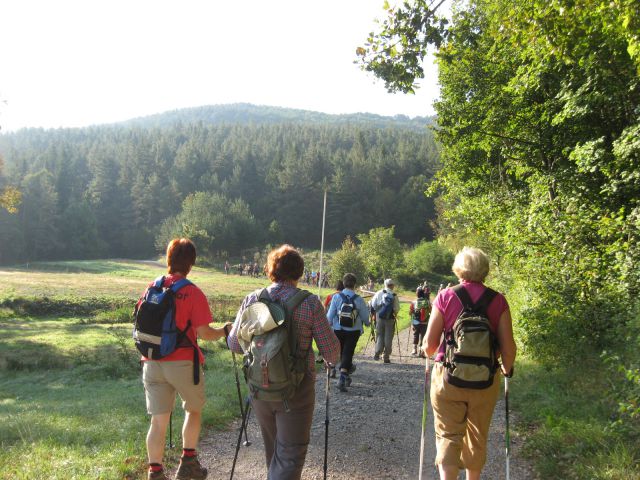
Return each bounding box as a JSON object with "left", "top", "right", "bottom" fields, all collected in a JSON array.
[
  {"left": 139, "top": 274, "right": 212, "bottom": 364},
  {"left": 324, "top": 291, "right": 339, "bottom": 310},
  {"left": 432, "top": 280, "right": 509, "bottom": 362}
]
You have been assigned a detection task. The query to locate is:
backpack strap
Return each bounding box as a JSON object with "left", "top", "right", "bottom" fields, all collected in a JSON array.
[
  {"left": 166, "top": 277, "right": 198, "bottom": 384},
  {"left": 170, "top": 278, "right": 193, "bottom": 293},
  {"left": 452, "top": 284, "right": 497, "bottom": 316},
  {"left": 284, "top": 289, "right": 313, "bottom": 359},
  {"left": 153, "top": 276, "right": 165, "bottom": 289},
  {"left": 474, "top": 288, "right": 498, "bottom": 315},
  {"left": 257, "top": 288, "right": 271, "bottom": 302}
]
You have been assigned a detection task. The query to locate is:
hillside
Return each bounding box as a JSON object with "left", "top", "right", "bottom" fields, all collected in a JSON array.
[{"left": 0, "top": 104, "right": 440, "bottom": 265}]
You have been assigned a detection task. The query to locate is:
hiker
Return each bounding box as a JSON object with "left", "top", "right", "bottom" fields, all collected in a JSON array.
[
  {"left": 409, "top": 287, "right": 430, "bottom": 357},
  {"left": 326, "top": 273, "right": 370, "bottom": 391},
  {"left": 370, "top": 278, "right": 400, "bottom": 363},
  {"left": 224, "top": 260, "right": 229, "bottom": 275},
  {"left": 422, "top": 247, "right": 517, "bottom": 480},
  {"left": 324, "top": 279, "right": 345, "bottom": 310},
  {"left": 227, "top": 244, "right": 340, "bottom": 480},
  {"left": 139, "top": 238, "right": 232, "bottom": 480}
]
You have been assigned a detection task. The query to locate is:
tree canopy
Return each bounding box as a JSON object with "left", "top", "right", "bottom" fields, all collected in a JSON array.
[{"left": 0, "top": 105, "right": 440, "bottom": 264}]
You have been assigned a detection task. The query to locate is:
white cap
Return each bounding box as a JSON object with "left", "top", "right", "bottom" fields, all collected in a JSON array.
[{"left": 384, "top": 278, "right": 394, "bottom": 288}]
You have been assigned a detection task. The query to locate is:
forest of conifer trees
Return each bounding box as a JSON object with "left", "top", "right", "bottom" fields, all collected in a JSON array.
[{"left": 0, "top": 105, "right": 439, "bottom": 264}]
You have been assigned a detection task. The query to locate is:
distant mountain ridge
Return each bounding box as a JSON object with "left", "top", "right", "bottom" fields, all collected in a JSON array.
[{"left": 120, "top": 103, "right": 435, "bottom": 131}]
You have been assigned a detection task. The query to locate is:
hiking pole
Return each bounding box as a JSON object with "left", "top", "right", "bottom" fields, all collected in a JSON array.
[
  {"left": 418, "top": 354, "right": 431, "bottom": 480},
  {"left": 324, "top": 365, "right": 331, "bottom": 480},
  {"left": 168, "top": 412, "right": 173, "bottom": 448},
  {"left": 394, "top": 317, "right": 403, "bottom": 363},
  {"left": 231, "top": 351, "right": 251, "bottom": 447},
  {"left": 505, "top": 375, "right": 510, "bottom": 480},
  {"left": 363, "top": 315, "right": 375, "bottom": 355},
  {"left": 230, "top": 396, "right": 252, "bottom": 480}
]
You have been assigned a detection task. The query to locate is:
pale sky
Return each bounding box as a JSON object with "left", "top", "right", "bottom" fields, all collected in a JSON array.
[{"left": 0, "top": 0, "right": 440, "bottom": 132}]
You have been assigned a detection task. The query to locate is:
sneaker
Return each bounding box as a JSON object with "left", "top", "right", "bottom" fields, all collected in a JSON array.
[
  {"left": 148, "top": 470, "right": 168, "bottom": 480},
  {"left": 175, "top": 456, "right": 207, "bottom": 480},
  {"left": 411, "top": 347, "right": 418, "bottom": 356},
  {"left": 337, "top": 374, "right": 347, "bottom": 392},
  {"left": 383, "top": 358, "right": 391, "bottom": 364}
]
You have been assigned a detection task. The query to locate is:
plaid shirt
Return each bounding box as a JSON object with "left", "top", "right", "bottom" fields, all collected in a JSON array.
[{"left": 227, "top": 282, "right": 340, "bottom": 376}]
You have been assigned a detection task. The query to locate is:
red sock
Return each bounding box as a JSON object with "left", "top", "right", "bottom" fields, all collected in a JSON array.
[
  {"left": 149, "top": 463, "right": 163, "bottom": 473},
  {"left": 182, "top": 448, "right": 197, "bottom": 458}
]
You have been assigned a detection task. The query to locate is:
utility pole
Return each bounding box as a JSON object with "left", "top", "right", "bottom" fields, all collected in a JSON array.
[{"left": 317, "top": 186, "right": 327, "bottom": 299}]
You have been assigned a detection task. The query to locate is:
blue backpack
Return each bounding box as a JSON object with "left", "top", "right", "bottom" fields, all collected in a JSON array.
[
  {"left": 377, "top": 290, "right": 396, "bottom": 320},
  {"left": 133, "top": 276, "right": 200, "bottom": 383}
]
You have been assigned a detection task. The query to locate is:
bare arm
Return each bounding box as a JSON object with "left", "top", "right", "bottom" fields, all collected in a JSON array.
[
  {"left": 197, "top": 322, "right": 232, "bottom": 342},
  {"left": 496, "top": 308, "right": 517, "bottom": 375},
  {"left": 422, "top": 305, "right": 444, "bottom": 357}
]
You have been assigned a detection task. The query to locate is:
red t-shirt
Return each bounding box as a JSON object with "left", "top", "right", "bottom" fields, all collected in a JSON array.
[
  {"left": 324, "top": 292, "right": 338, "bottom": 310},
  {"left": 432, "top": 280, "right": 509, "bottom": 361},
  {"left": 139, "top": 274, "right": 213, "bottom": 364}
]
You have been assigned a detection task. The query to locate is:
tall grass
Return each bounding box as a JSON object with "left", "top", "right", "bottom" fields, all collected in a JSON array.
[
  {"left": 0, "top": 260, "right": 270, "bottom": 480},
  {"left": 513, "top": 357, "right": 639, "bottom": 479}
]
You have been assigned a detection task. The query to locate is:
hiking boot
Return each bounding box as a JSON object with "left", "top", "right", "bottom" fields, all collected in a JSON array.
[
  {"left": 384, "top": 357, "right": 391, "bottom": 364},
  {"left": 345, "top": 374, "right": 352, "bottom": 387},
  {"left": 373, "top": 354, "right": 380, "bottom": 361},
  {"left": 329, "top": 367, "right": 336, "bottom": 378},
  {"left": 148, "top": 470, "right": 168, "bottom": 480},
  {"left": 337, "top": 374, "right": 347, "bottom": 392},
  {"left": 175, "top": 456, "right": 207, "bottom": 480}
]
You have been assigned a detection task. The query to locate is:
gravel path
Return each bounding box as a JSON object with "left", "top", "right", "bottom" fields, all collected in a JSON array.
[{"left": 188, "top": 326, "right": 534, "bottom": 480}]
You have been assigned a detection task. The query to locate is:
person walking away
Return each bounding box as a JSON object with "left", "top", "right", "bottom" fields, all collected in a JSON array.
[
  {"left": 370, "top": 279, "right": 400, "bottom": 363},
  {"left": 324, "top": 280, "right": 344, "bottom": 310},
  {"left": 326, "top": 273, "right": 370, "bottom": 391},
  {"left": 138, "top": 238, "right": 232, "bottom": 480},
  {"left": 318, "top": 280, "right": 345, "bottom": 365},
  {"left": 227, "top": 244, "right": 340, "bottom": 480},
  {"left": 410, "top": 287, "right": 430, "bottom": 357},
  {"left": 422, "top": 247, "right": 516, "bottom": 480}
]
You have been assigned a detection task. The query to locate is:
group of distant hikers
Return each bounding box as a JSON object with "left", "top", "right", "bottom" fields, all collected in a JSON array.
[{"left": 133, "top": 239, "right": 517, "bottom": 480}]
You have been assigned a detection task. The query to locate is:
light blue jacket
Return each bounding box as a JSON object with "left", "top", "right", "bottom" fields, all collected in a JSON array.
[{"left": 327, "top": 288, "right": 371, "bottom": 332}]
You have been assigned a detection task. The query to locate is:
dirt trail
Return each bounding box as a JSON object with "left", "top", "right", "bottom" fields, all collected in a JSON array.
[{"left": 184, "top": 326, "right": 534, "bottom": 480}]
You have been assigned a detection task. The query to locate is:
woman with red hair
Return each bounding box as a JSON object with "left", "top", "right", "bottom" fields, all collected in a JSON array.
[{"left": 140, "top": 238, "right": 231, "bottom": 480}]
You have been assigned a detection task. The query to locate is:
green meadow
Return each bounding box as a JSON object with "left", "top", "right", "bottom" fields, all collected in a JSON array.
[{"left": 1, "top": 259, "right": 405, "bottom": 480}]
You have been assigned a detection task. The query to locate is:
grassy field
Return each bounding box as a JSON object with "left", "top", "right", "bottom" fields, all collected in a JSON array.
[{"left": 0, "top": 259, "right": 411, "bottom": 480}]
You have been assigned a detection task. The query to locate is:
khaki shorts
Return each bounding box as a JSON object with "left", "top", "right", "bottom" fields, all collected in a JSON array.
[
  {"left": 143, "top": 360, "right": 205, "bottom": 415},
  {"left": 430, "top": 362, "right": 500, "bottom": 470}
]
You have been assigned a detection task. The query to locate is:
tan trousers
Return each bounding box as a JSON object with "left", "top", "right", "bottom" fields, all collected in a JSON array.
[{"left": 430, "top": 363, "right": 500, "bottom": 470}]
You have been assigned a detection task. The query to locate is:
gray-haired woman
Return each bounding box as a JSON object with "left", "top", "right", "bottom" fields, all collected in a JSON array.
[{"left": 423, "top": 246, "right": 517, "bottom": 480}]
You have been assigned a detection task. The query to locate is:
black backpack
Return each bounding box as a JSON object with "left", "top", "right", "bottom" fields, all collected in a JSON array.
[
  {"left": 444, "top": 285, "right": 499, "bottom": 389},
  {"left": 133, "top": 276, "right": 200, "bottom": 384},
  {"left": 337, "top": 292, "right": 360, "bottom": 328}
]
